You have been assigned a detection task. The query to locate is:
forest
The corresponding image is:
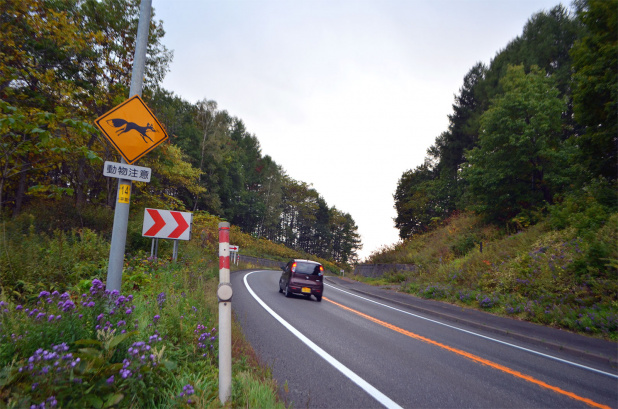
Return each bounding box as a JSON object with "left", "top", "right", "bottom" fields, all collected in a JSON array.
[
  {"left": 0, "top": 0, "right": 361, "bottom": 264},
  {"left": 393, "top": 0, "right": 616, "bottom": 239}
]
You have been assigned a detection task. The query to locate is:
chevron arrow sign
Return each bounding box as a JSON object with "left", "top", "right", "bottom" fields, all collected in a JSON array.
[{"left": 142, "top": 208, "right": 192, "bottom": 241}]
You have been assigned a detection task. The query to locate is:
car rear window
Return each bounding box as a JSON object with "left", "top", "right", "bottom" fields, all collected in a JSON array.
[{"left": 295, "top": 262, "right": 322, "bottom": 275}]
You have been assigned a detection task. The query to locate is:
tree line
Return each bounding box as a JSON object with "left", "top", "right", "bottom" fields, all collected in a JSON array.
[
  {"left": 0, "top": 0, "right": 361, "bottom": 264},
  {"left": 395, "top": 0, "right": 617, "bottom": 239}
]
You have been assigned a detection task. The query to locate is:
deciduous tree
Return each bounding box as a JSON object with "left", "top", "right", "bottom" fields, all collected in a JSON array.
[
  {"left": 463, "top": 65, "right": 571, "bottom": 222},
  {"left": 570, "top": 0, "right": 618, "bottom": 180}
]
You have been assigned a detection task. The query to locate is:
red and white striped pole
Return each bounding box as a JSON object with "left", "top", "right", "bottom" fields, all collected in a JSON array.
[
  {"left": 217, "top": 222, "right": 232, "bottom": 404},
  {"left": 219, "top": 222, "right": 230, "bottom": 274}
]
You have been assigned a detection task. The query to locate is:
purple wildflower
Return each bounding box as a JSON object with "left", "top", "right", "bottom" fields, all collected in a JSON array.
[
  {"left": 183, "top": 384, "right": 195, "bottom": 396},
  {"left": 90, "top": 279, "right": 105, "bottom": 295},
  {"left": 157, "top": 292, "right": 166, "bottom": 309}
]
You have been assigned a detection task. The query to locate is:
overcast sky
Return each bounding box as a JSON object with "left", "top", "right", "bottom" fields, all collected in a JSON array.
[{"left": 154, "top": 0, "right": 566, "bottom": 260}]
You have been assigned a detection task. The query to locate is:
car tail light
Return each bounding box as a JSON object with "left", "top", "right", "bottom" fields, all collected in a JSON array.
[
  {"left": 319, "top": 265, "right": 324, "bottom": 276},
  {"left": 291, "top": 262, "right": 297, "bottom": 273}
]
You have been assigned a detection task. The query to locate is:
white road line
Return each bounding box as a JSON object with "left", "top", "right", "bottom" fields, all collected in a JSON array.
[
  {"left": 243, "top": 271, "right": 403, "bottom": 409},
  {"left": 325, "top": 282, "right": 618, "bottom": 379}
]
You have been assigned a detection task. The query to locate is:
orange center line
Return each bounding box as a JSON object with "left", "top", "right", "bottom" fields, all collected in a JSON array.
[{"left": 323, "top": 296, "right": 611, "bottom": 409}]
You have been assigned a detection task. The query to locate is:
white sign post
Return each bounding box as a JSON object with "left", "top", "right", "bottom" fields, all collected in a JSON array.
[{"left": 229, "top": 245, "right": 239, "bottom": 265}]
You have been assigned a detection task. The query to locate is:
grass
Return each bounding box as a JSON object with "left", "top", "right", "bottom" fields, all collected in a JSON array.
[{"left": 363, "top": 209, "right": 618, "bottom": 341}]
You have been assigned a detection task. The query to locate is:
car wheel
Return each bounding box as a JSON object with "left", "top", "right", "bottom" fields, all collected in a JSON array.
[
  {"left": 315, "top": 295, "right": 322, "bottom": 302},
  {"left": 284, "top": 283, "right": 292, "bottom": 297}
]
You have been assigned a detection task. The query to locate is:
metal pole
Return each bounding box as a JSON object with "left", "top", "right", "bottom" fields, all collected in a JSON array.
[
  {"left": 172, "top": 240, "right": 179, "bottom": 262},
  {"left": 218, "top": 222, "right": 232, "bottom": 404},
  {"left": 106, "top": 0, "right": 152, "bottom": 292}
]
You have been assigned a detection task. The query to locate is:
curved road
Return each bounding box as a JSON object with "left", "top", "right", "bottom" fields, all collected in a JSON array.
[{"left": 231, "top": 269, "right": 618, "bottom": 408}]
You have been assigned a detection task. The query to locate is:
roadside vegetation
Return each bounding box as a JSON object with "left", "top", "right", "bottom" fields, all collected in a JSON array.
[
  {"left": 364, "top": 183, "right": 617, "bottom": 340},
  {"left": 0, "top": 202, "right": 296, "bottom": 408},
  {"left": 373, "top": 1, "right": 617, "bottom": 341}
]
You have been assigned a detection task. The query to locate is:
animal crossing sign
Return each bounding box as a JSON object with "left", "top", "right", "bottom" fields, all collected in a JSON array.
[{"left": 95, "top": 95, "right": 168, "bottom": 164}]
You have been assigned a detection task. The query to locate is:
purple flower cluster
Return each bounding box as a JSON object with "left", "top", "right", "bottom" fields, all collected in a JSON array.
[
  {"left": 458, "top": 290, "right": 473, "bottom": 303},
  {"left": 6, "top": 291, "right": 77, "bottom": 329},
  {"left": 86, "top": 279, "right": 104, "bottom": 298},
  {"left": 420, "top": 285, "right": 447, "bottom": 299},
  {"left": 18, "top": 343, "right": 81, "bottom": 398},
  {"left": 194, "top": 324, "right": 217, "bottom": 357},
  {"left": 477, "top": 294, "right": 496, "bottom": 309},
  {"left": 110, "top": 336, "right": 164, "bottom": 384},
  {"left": 0, "top": 300, "right": 10, "bottom": 314},
  {"left": 81, "top": 280, "right": 136, "bottom": 334},
  {"left": 157, "top": 292, "right": 166, "bottom": 310},
  {"left": 29, "top": 396, "right": 57, "bottom": 409},
  {"left": 506, "top": 305, "right": 523, "bottom": 314},
  {"left": 178, "top": 384, "right": 196, "bottom": 404}
]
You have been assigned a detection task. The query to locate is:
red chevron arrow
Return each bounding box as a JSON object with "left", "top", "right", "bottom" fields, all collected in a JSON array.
[
  {"left": 144, "top": 209, "right": 165, "bottom": 236},
  {"left": 169, "top": 211, "right": 189, "bottom": 239}
]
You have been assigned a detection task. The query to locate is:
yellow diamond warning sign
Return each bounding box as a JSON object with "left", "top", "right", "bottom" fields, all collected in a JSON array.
[{"left": 95, "top": 95, "right": 168, "bottom": 164}]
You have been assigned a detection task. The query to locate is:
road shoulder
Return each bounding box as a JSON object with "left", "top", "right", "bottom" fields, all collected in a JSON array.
[{"left": 325, "top": 275, "right": 618, "bottom": 369}]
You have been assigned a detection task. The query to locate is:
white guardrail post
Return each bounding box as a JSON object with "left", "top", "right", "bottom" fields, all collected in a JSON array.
[{"left": 217, "top": 222, "right": 232, "bottom": 404}]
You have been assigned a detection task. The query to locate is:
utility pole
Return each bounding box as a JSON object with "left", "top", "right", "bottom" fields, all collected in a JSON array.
[{"left": 106, "top": 0, "right": 152, "bottom": 292}]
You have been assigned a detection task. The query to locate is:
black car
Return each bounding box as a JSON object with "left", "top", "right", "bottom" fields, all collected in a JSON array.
[{"left": 279, "top": 259, "right": 324, "bottom": 301}]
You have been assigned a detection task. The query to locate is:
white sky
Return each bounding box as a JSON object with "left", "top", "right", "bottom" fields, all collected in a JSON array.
[{"left": 154, "top": 0, "right": 565, "bottom": 260}]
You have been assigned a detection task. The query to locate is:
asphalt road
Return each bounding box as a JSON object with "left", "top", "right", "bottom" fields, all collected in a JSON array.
[{"left": 231, "top": 269, "right": 618, "bottom": 409}]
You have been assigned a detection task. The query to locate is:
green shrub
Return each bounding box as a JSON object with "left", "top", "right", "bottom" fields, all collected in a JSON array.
[
  {"left": 450, "top": 234, "right": 478, "bottom": 256},
  {"left": 0, "top": 227, "right": 109, "bottom": 295},
  {"left": 549, "top": 178, "right": 617, "bottom": 234}
]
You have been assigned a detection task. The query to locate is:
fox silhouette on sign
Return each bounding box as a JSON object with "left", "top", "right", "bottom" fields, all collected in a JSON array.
[{"left": 106, "top": 118, "right": 155, "bottom": 143}]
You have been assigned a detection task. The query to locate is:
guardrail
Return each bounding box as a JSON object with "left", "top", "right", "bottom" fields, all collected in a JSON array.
[
  {"left": 353, "top": 263, "right": 417, "bottom": 278},
  {"left": 233, "top": 255, "right": 416, "bottom": 279},
  {"left": 236, "top": 254, "right": 285, "bottom": 270}
]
